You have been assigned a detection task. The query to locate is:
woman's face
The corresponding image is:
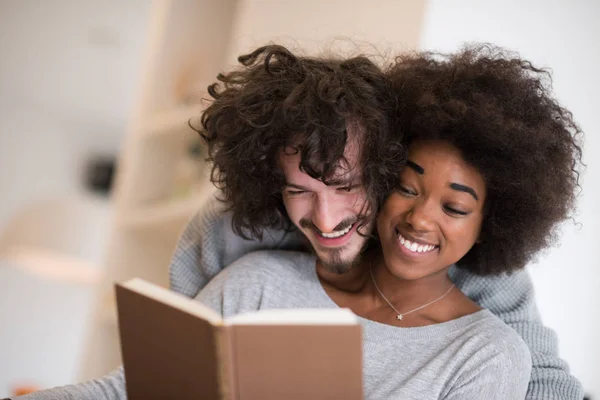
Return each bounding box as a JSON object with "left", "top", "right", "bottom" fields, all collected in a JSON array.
[{"left": 377, "top": 139, "right": 486, "bottom": 281}]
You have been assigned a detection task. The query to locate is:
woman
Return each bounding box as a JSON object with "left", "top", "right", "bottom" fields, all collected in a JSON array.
[{"left": 195, "top": 45, "right": 582, "bottom": 399}]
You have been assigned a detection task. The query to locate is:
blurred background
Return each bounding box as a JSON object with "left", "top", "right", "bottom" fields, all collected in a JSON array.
[{"left": 0, "top": 0, "right": 598, "bottom": 398}]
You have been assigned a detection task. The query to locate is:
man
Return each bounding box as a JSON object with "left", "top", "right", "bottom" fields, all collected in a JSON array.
[
  {"left": 10, "top": 43, "right": 396, "bottom": 400},
  {"left": 12, "top": 44, "right": 582, "bottom": 399}
]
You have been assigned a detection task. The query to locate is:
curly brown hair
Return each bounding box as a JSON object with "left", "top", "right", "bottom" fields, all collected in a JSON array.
[
  {"left": 199, "top": 44, "right": 402, "bottom": 239},
  {"left": 387, "top": 44, "right": 583, "bottom": 275}
]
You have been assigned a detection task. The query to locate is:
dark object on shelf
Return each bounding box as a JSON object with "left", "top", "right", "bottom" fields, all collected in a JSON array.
[
  {"left": 188, "top": 140, "right": 206, "bottom": 161},
  {"left": 85, "top": 156, "right": 116, "bottom": 195}
]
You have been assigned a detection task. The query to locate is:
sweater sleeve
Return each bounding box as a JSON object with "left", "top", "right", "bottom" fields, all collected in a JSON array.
[
  {"left": 450, "top": 267, "right": 584, "bottom": 400},
  {"left": 168, "top": 194, "right": 306, "bottom": 298},
  {"left": 12, "top": 367, "right": 126, "bottom": 400}
]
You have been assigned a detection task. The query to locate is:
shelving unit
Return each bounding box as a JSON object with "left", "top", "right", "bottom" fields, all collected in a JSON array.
[
  {"left": 137, "top": 104, "right": 204, "bottom": 139},
  {"left": 78, "top": 0, "right": 236, "bottom": 380},
  {"left": 121, "top": 183, "right": 213, "bottom": 229}
]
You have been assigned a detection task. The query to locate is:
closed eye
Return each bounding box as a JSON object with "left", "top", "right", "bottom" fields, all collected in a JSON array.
[
  {"left": 396, "top": 185, "right": 417, "bottom": 196},
  {"left": 444, "top": 206, "right": 469, "bottom": 216},
  {"left": 337, "top": 184, "right": 360, "bottom": 193},
  {"left": 287, "top": 190, "right": 306, "bottom": 196}
]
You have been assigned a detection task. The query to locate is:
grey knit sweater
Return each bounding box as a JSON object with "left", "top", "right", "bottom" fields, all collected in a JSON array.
[
  {"left": 169, "top": 196, "right": 584, "bottom": 400},
  {"left": 197, "top": 249, "right": 532, "bottom": 399},
  {"left": 14, "top": 195, "right": 583, "bottom": 400}
]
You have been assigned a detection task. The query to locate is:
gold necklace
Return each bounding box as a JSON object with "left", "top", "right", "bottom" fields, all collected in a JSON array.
[{"left": 370, "top": 265, "right": 455, "bottom": 321}]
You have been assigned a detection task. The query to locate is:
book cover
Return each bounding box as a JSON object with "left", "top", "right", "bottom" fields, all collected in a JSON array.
[{"left": 116, "top": 278, "right": 363, "bottom": 400}]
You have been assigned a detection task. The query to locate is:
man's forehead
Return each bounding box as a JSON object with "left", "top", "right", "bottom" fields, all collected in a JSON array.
[
  {"left": 342, "top": 119, "right": 365, "bottom": 163},
  {"left": 345, "top": 118, "right": 366, "bottom": 139},
  {"left": 328, "top": 160, "right": 361, "bottom": 183},
  {"left": 278, "top": 146, "right": 361, "bottom": 174},
  {"left": 278, "top": 118, "right": 365, "bottom": 180},
  {"left": 280, "top": 151, "right": 363, "bottom": 186}
]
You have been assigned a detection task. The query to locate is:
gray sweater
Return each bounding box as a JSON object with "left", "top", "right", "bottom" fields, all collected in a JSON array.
[
  {"left": 14, "top": 196, "right": 583, "bottom": 399},
  {"left": 169, "top": 196, "right": 584, "bottom": 400},
  {"left": 197, "top": 250, "right": 532, "bottom": 399}
]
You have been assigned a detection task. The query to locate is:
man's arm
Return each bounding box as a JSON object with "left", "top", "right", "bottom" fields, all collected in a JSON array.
[
  {"left": 11, "top": 367, "right": 125, "bottom": 400},
  {"left": 169, "top": 194, "right": 305, "bottom": 298},
  {"left": 450, "top": 267, "right": 584, "bottom": 400}
]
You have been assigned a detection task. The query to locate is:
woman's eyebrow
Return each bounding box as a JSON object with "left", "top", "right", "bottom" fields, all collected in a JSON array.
[
  {"left": 449, "top": 182, "right": 479, "bottom": 201},
  {"left": 406, "top": 160, "right": 424, "bottom": 175}
]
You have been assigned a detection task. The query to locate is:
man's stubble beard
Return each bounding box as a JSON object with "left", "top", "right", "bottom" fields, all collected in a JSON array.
[{"left": 313, "top": 237, "right": 371, "bottom": 274}]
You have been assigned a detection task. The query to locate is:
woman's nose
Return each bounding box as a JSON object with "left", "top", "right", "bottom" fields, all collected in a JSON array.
[{"left": 406, "top": 201, "right": 436, "bottom": 232}]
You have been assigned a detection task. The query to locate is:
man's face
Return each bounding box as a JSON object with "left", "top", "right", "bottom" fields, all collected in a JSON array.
[{"left": 279, "top": 137, "right": 372, "bottom": 274}]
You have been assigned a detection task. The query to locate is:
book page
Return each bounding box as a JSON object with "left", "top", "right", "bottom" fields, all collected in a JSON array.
[
  {"left": 225, "top": 308, "right": 358, "bottom": 325},
  {"left": 121, "top": 278, "right": 223, "bottom": 325}
]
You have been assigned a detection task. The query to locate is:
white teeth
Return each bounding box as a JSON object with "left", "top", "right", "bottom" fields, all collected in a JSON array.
[
  {"left": 320, "top": 224, "right": 352, "bottom": 238},
  {"left": 396, "top": 232, "right": 437, "bottom": 254}
]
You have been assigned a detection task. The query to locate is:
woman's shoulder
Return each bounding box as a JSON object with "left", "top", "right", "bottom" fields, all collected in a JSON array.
[
  {"left": 462, "top": 310, "right": 532, "bottom": 368},
  {"left": 436, "top": 310, "right": 533, "bottom": 398}
]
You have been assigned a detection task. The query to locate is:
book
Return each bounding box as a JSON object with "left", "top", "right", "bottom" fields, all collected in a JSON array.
[{"left": 115, "top": 278, "right": 364, "bottom": 400}]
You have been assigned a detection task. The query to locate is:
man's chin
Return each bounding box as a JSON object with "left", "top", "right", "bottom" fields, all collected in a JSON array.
[
  {"left": 309, "top": 236, "right": 371, "bottom": 275},
  {"left": 317, "top": 251, "right": 361, "bottom": 275},
  {"left": 320, "top": 261, "right": 354, "bottom": 275}
]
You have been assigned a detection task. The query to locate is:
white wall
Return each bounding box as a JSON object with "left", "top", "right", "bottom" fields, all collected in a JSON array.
[
  {"left": 225, "top": 0, "right": 426, "bottom": 67},
  {"left": 0, "top": 1, "right": 151, "bottom": 227},
  {"left": 420, "top": 1, "right": 600, "bottom": 397}
]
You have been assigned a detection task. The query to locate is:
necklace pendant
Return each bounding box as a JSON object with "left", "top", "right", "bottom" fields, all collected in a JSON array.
[{"left": 396, "top": 314, "right": 403, "bottom": 321}]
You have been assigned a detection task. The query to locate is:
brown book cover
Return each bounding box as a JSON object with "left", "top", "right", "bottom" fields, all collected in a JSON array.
[{"left": 116, "top": 278, "right": 363, "bottom": 400}]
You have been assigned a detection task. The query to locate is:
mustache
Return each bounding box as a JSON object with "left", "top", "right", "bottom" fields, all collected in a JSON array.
[{"left": 299, "top": 217, "right": 357, "bottom": 233}]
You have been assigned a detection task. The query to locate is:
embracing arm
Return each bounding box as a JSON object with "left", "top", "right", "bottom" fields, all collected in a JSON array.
[
  {"left": 169, "top": 194, "right": 305, "bottom": 298},
  {"left": 451, "top": 267, "right": 584, "bottom": 400},
  {"left": 11, "top": 368, "right": 125, "bottom": 400}
]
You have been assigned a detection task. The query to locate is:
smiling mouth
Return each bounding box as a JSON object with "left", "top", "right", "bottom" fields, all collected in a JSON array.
[
  {"left": 315, "top": 223, "right": 355, "bottom": 239},
  {"left": 395, "top": 228, "right": 439, "bottom": 254}
]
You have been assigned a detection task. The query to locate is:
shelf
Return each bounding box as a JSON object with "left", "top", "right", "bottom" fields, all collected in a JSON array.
[
  {"left": 138, "top": 104, "right": 204, "bottom": 139},
  {"left": 2, "top": 246, "right": 102, "bottom": 286},
  {"left": 121, "top": 179, "right": 216, "bottom": 231},
  {"left": 80, "top": 0, "right": 240, "bottom": 381}
]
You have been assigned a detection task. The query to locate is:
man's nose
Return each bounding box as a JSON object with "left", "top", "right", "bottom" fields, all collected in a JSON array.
[{"left": 312, "top": 194, "right": 343, "bottom": 233}]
